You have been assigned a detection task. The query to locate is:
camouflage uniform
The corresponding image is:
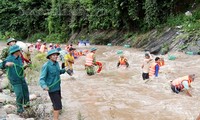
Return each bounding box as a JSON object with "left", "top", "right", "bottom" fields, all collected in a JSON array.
[
  {"left": 0, "top": 47, "right": 13, "bottom": 92},
  {"left": 0, "top": 47, "right": 9, "bottom": 61}
]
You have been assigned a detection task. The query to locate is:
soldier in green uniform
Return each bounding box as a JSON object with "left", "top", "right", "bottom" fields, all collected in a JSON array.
[
  {"left": 0, "top": 38, "right": 17, "bottom": 92},
  {"left": 39, "top": 49, "right": 66, "bottom": 120},
  {"left": 2, "top": 45, "right": 30, "bottom": 114},
  {"left": 0, "top": 38, "right": 17, "bottom": 61}
]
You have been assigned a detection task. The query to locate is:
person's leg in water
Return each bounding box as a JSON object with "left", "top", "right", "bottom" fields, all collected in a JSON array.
[
  {"left": 125, "top": 62, "right": 129, "bottom": 68},
  {"left": 61, "top": 63, "right": 65, "bottom": 69},
  {"left": 171, "top": 85, "right": 180, "bottom": 94},
  {"left": 117, "top": 62, "right": 120, "bottom": 68},
  {"left": 142, "top": 73, "right": 149, "bottom": 80},
  {"left": 86, "top": 66, "right": 94, "bottom": 75}
]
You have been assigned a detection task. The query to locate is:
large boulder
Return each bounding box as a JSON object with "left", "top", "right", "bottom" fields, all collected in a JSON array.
[
  {"left": 29, "top": 94, "right": 37, "bottom": 101},
  {"left": 0, "top": 108, "right": 7, "bottom": 119},
  {"left": 36, "top": 103, "right": 52, "bottom": 114},
  {"left": 0, "top": 76, "right": 9, "bottom": 89},
  {"left": 197, "top": 40, "right": 200, "bottom": 47},
  {"left": 187, "top": 45, "right": 200, "bottom": 54},
  {"left": 0, "top": 93, "right": 15, "bottom": 103},
  {"left": 6, "top": 114, "right": 25, "bottom": 120}
]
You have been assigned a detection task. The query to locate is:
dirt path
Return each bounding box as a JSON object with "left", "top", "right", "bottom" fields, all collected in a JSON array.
[{"left": 58, "top": 46, "right": 200, "bottom": 120}]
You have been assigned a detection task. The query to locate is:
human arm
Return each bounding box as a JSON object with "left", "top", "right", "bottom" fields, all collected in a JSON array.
[
  {"left": 3, "top": 56, "right": 14, "bottom": 68},
  {"left": 60, "top": 68, "right": 66, "bottom": 74},
  {"left": 67, "top": 59, "right": 74, "bottom": 64},
  {"left": 182, "top": 81, "right": 192, "bottom": 97},
  {"left": 39, "top": 64, "right": 49, "bottom": 91},
  {"left": 185, "top": 90, "right": 192, "bottom": 97}
]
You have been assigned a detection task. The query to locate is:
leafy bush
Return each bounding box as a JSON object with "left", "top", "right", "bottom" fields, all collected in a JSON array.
[
  {"left": 44, "top": 33, "right": 67, "bottom": 43},
  {"left": 166, "top": 14, "right": 185, "bottom": 26},
  {"left": 28, "top": 33, "right": 47, "bottom": 43}
]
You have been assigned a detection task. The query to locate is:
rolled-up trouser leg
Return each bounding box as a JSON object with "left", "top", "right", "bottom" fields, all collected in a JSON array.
[{"left": 13, "top": 84, "right": 24, "bottom": 113}]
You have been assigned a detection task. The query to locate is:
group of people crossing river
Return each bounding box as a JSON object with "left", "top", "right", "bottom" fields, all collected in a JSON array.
[{"left": 0, "top": 38, "right": 196, "bottom": 120}]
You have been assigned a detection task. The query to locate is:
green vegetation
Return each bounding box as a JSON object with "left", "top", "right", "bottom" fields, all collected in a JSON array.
[{"left": 0, "top": 0, "right": 200, "bottom": 43}]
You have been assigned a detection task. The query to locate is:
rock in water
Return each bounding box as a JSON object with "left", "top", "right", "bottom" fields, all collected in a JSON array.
[
  {"left": 0, "top": 77, "right": 9, "bottom": 89},
  {"left": 0, "top": 108, "right": 7, "bottom": 119},
  {"left": 29, "top": 94, "right": 37, "bottom": 101},
  {"left": 3, "top": 104, "right": 17, "bottom": 114},
  {"left": 6, "top": 114, "right": 25, "bottom": 120}
]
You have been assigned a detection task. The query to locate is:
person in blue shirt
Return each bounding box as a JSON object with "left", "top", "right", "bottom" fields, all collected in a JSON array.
[
  {"left": 154, "top": 57, "right": 160, "bottom": 77},
  {"left": 149, "top": 57, "right": 160, "bottom": 77},
  {"left": 39, "top": 49, "right": 66, "bottom": 120},
  {"left": 2, "top": 45, "right": 30, "bottom": 114}
]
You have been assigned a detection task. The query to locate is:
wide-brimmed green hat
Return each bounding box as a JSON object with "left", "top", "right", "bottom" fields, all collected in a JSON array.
[
  {"left": 90, "top": 47, "right": 97, "bottom": 52},
  {"left": 7, "top": 38, "right": 17, "bottom": 45},
  {"left": 47, "top": 49, "right": 60, "bottom": 59},
  {"left": 9, "top": 45, "right": 21, "bottom": 54}
]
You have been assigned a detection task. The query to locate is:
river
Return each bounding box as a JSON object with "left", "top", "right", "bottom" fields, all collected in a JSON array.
[
  {"left": 58, "top": 45, "right": 200, "bottom": 120},
  {"left": 1, "top": 41, "right": 200, "bottom": 120}
]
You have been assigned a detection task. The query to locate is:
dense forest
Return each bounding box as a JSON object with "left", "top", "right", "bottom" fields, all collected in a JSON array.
[{"left": 0, "top": 0, "right": 200, "bottom": 43}]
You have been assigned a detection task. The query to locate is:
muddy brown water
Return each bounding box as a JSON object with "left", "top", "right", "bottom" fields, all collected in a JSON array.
[
  {"left": 1, "top": 42, "right": 200, "bottom": 120},
  {"left": 59, "top": 45, "right": 200, "bottom": 120}
]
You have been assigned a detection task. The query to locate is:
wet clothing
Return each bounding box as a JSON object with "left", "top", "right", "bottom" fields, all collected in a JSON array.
[
  {"left": 142, "top": 58, "right": 152, "bottom": 80},
  {"left": 3, "top": 54, "right": 30, "bottom": 113},
  {"left": 0, "top": 47, "right": 9, "bottom": 61},
  {"left": 85, "top": 53, "right": 96, "bottom": 66},
  {"left": 39, "top": 60, "right": 65, "bottom": 93},
  {"left": 85, "top": 52, "right": 96, "bottom": 75},
  {"left": 142, "top": 59, "right": 152, "bottom": 73},
  {"left": 117, "top": 61, "right": 129, "bottom": 67},
  {"left": 64, "top": 54, "right": 74, "bottom": 70},
  {"left": 64, "top": 53, "right": 74, "bottom": 76},
  {"left": 49, "top": 90, "right": 62, "bottom": 110},
  {"left": 142, "top": 73, "right": 149, "bottom": 80},
  {"left": 149, "top": 63, "right": 159, "bottom": 77},
  {"left": 85, "top": 66, "right": 95, "bottom": 75},
  {"left": 171, "top": 76, "right": 191, "bottom": 94},
  {"left": 117, "top": 57, "right": 129, "bottom": 68}
]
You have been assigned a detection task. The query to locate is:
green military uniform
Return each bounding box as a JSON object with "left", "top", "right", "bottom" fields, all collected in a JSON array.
[
  {"left": 39, "top": 49, "right": 66, "bottom": 92},
  {"left": 0, "top": 47, "right": 9, "bottom": 61},
  {"left": 0, "top": 38, "right": 17, "bottom": 91},
  {"left": 0, "top": 38, "right": 17, "bottom": 61},
  {"left": 3, "top": 45, "right": 30, "bottom": 113},
  {"left": 39, "top": 49, "right": 66, "bottom": 111}
]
